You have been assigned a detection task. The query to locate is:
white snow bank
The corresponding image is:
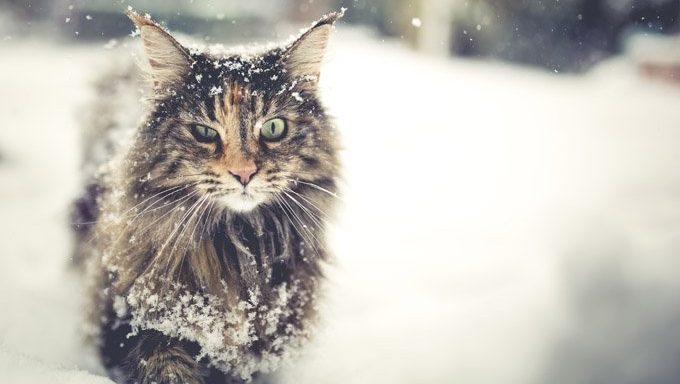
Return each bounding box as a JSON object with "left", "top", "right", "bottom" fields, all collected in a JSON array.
[{"left": 0, "top": 348, "right": 113, "bottom": 384}]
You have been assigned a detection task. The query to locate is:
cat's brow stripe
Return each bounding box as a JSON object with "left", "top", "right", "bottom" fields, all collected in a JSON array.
[{"left": 205, "top": 96, "right": 217, "bottom": 121}]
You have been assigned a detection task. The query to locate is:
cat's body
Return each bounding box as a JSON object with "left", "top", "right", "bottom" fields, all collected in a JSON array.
[{"left": 72, "top": 11, "right": 341, "bottom": 384}]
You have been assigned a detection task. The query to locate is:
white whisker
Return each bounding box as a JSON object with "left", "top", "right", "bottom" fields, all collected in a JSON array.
[
  {"left": 282, "top": 187, "right": 330, "bottom": 220},
  {"left": 281, "top": 190, "right": 324, "bottom": 228},
  {"left": 275, "top": 193, "right": 322, "bottom": 258},
  {"left": 162, "top": 195, "right": 207, "bottom": 259},
  {"left": 283, "top": 178, "right": 340, "bottom": 200},
  {"left": 137, "top": 189, "right": 202, "bottom": 235}
]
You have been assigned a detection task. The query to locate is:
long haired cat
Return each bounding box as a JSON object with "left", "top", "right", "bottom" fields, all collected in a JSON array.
[{"left": 72, "top": 9, "right": 341, "bottom": 384}]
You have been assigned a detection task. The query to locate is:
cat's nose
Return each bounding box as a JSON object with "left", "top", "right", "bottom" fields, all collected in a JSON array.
[{"left": 228, "top": 164, "right": 258, "bottom": 186}]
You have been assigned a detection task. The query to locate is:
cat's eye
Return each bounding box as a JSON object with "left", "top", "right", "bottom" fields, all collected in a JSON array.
[
  {"left": 191, "top": 124, "right": 219, "bottom": 143},
  {"left": 260, "top": 118, "right": 287, "bottom": 142}
]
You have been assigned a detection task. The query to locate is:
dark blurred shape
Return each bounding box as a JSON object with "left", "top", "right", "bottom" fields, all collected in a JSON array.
[
  {"left": 336, "top": 0, "right": 680, "bottom": 73},
  {"left": 1, "top": 0, "right": 678, "bottom": 72},
  {"left": 0, "top": 0, "right": 334, "bottom": 43},
  {"left": 5, "top": 0, "right": 675, "bottom": 73},
  {"left": 1, "top": 0, "right": 51, "bottom": 20},
  {"left": 336, "top": 0, "right": 420, "bottom": 47},
  {"left": 58, "top": 1, "right": 285, "bottom": 42},
  {"left": 452, "top": 0, "right": 680, "bottom": 72},
  {"left": 0, "top": 0, "right": 53, "bottom": 35}
]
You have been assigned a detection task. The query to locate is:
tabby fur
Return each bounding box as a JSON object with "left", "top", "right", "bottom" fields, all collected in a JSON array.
[{"left": 73, "top": 9, "right": 342, "bottom": 384}]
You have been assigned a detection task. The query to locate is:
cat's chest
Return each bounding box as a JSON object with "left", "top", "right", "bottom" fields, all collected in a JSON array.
[{"left": 120, "top": 273, "right": 314, "bottom": 369}]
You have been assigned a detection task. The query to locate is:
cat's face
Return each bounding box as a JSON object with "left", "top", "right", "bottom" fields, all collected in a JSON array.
[{"left": 129, "top": 12, "right": 339, "bottom": 213}]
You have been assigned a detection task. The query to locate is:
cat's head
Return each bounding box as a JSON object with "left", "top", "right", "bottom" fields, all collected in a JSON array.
[{"left": 126, "top": 10, "right": 341, "bottom": 213}]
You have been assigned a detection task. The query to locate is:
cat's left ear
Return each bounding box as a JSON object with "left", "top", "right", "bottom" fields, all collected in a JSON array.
[{"left": 282, "top": 10, "right": 344, "bottom": 86}]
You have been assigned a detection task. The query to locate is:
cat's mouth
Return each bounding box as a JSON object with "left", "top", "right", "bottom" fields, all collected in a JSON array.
[{"left": 218, "top": 188, "right": 267, "bottom": 213}]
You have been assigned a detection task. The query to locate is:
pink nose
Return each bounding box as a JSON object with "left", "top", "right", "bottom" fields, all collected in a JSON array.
[{"left": 228, "top": 165, "right": 257, "bottom": 186}]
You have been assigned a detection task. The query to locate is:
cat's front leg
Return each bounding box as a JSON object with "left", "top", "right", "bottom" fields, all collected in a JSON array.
[{"left": 119, "top": 331, "right": 205, "bottom": 384}]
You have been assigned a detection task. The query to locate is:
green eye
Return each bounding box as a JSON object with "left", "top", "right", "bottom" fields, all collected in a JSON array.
[
  {"left": 260, "top": 118, "right": 287, "bottom": 142},
  {"left": 191, "top": 124, "right": 219, "bottom": 142}
]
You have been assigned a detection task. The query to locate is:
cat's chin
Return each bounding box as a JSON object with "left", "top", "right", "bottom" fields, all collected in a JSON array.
[{"left": 219, "top": 191, "right": 266, "bottom": 213}]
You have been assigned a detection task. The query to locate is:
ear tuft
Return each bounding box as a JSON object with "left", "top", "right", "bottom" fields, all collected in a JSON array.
[
  {"left": 283, "top": 9, "right": 344, "bottom": 83},
  {"left": 126, "top": 9, "right": 191, "bottom": 91},
  {"left": 126, "top": 9, "right": 160, "bottom": 29}
]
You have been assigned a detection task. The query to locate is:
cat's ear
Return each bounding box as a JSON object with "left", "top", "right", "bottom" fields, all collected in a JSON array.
[
  {"left": 127, "top": 11, "right": 191, "bottom": 90},
  {"left": 282, "top": 10, "right": 344, "bottom": 85}
]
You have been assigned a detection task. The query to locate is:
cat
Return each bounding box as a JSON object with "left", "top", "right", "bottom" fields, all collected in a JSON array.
[{"left": 72, "top": 9, "right": 342, "bottom": 384}]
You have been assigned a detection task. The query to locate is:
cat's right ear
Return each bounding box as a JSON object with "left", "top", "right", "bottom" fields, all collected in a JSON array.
[{"left": 127, "top": 11, "right": 191, "bottom": 91}]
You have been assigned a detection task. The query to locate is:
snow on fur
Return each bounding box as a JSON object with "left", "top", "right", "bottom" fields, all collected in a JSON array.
[{"left": 122, "top": 276, "right": 312, "bottom": 380}]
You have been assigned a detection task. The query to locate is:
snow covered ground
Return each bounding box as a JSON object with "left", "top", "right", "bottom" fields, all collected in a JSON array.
[{"left": 2, "top": 28, "right": 680, "bottom": 383}]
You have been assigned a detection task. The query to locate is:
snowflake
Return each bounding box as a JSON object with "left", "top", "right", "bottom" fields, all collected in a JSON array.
[
  {"left": 291, "top": 92, "right": 304, "bottom": 102},
  {"left": 209, "top": 86, "right": 223, "bottom": 96}
]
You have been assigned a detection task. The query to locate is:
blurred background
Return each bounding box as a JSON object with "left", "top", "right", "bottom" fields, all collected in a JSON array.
[
  {"left": 2, "top": 0, "right": 680, "bottom": 72},
  {"left": 1, "top": 1, "right": 680, "bottom": 383}
]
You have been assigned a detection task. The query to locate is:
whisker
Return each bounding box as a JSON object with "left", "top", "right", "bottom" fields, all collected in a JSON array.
[
  {"left": 188, "top": 196, "right": 213, "bottom": 249},
  {"left": 82, "top": 181, "right": 201, "bottom": 238},
  {"left": 72, "top": 220, "right": 98, "bottom": 226},
  {"left": 126, "top": 181, "right": 202, "bottom": 223},
  {"left": 282, "top": 187, "right": 331, "bottom": 220},
  {"left": 283, "top": 178, "right": 340, "bottom": 200},
  {"left": 108, "top": 189, "right": 198, "bottom": 254},
  {"left": 175, "top": 197, "right": 215, "bottom": 274},
  {"left": 122, "top": 183, "right": 188, "bottom": 218},
  {"left": 154, "top": 197, "right": 204, "bottom": 273},
  {"left": 166, "top": 195, "right": 211, "bottom": 274},
  {"left": 275, "top": 193, "right": 322, "bottom": 258},
  {"left": 137, "top": 192, "right": 205, "bottom": 278},
  {"left": 157, "top": 194, "right": 206, "bottom": 263},
  {"left": 136, "top": 189, "right": 202, "bottom": 235},
  {"left": 273, "top": 194, "right": 303, "bottom": 241},
  {"left": 281, "top": 195, "right": 322, "bottom": 246},
  {"left": 179, "top": 194, "right": 211, "bottom": 255},
  {"left": 281, "top": 190, "right": 324, "bottom": 229},
  {"left": 274, "top": 195, "right": 315, "bottom": 259},
  {"left": 164, "top": 173, "right": 207, "bottom": 180},
  {"left": 197, "top": 200, "right": 216, "bottom": 246}
]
